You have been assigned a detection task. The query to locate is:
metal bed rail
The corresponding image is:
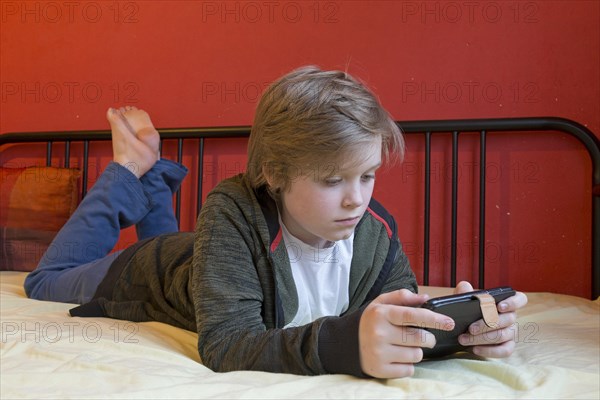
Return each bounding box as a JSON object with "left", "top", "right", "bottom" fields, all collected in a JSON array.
[{"left": 1, "top": 117, "right": 598, "bottom": 298}]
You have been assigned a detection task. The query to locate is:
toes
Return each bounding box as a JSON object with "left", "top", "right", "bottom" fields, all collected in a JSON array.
[
  {"left": 117, "top": 110, "right": 136, "bottom": 134},
  {"left": 122, "top": 105, "right": 139, "bottom": 114},
  {"left": 106, "top": 107, "right": 120, "bottom": 122},
  {"left": 107, "top": 107, "right": 130, "bottom": 132},
  {"left": 110, "top": 106, "right": 155, "bottom": 145}
]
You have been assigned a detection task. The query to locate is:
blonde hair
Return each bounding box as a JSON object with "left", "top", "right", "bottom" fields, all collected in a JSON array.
[{"left": 247, "top": 66, "right": 404, "bottom": 198}]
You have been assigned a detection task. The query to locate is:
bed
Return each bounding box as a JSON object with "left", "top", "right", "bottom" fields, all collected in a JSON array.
[{"left": 1, "top": 117, "right": 599, "bottom": 399}]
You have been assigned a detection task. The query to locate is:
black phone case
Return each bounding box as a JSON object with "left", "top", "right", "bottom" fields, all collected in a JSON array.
[{"left": 419, "top": 286, "right": 516, "bottom": 358}]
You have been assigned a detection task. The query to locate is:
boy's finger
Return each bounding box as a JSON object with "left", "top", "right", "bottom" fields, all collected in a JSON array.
[
  {"left": 470, "top": 339, "right": 516, "bottom": 358},
  {"left": 386, "top": 306, "right": 455, "bottom": 331},
  {"left": 391, "top": 327, "right": 437, "bottom": 349},
  {"left": 467, "top": 312, "right": 516, "bottom": 334},
  {"left": 497, "top": 291, "right": 528, "bottom": 313},
  {"left": 374, "top": 289, "right": 429, "bottom": 307},
  {"left": 460, "top": 327, "right": 516, "bottom": 348},
  {"left": 453, "top": 281, "right": 474, "bottom": 294}
]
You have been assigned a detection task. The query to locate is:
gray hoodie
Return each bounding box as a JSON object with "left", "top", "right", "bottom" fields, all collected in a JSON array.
[{"left": 70, "top": 173, "right": 417, "bottom": 377}]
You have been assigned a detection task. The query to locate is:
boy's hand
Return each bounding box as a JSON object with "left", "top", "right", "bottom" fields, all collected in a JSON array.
[
  {"left": 358, "top": 289, "right": 455, "bottom": 378},
  {"left": 454, "top": 281, "right": 528, "bottom": 358}
]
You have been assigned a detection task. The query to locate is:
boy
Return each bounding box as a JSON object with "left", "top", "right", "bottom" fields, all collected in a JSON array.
[{"left": 24, "top": 66, "right": 527, "bottom": 379}]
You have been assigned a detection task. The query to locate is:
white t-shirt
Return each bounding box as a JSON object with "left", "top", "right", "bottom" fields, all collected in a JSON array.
[{"left": 280, "top": 221, "right": 353, "bottom": 328}]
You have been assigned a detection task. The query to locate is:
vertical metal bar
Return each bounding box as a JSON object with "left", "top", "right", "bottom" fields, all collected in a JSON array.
[
  {"left": 46, "top": 142, "right": 52, "bottom": 167},
  {"left": 451, "top": 131, "right": 459, "bottom": 287},
  {"left": 423, "top": 132, "right": 431, "bottom": 285},
  {"left": 478, "top": 130, "right": 487, "bottom": 289},
  {"left": 175, "top": 139, "right": 183, "bottom": 227},
  {"left": 197, "top": 138, "right": 205, "bottom": 218},
  {"left": 64, "top": 141, "right": 71, "bottom": 168},
  {"left": 593, "top": 195, "right": 599, "bottom": 299},
  {"left": 82, "top": 141, "right": 89, "bottom": 198}
]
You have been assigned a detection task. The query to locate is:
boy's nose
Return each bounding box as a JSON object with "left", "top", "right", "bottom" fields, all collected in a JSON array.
[{"left": 343, "top": 185, "right": 363, "bottom": 208}]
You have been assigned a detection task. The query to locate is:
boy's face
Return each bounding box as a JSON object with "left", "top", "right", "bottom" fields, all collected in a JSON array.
[{"left": 279, "top": 138, "right": 382, "bottom": 249}]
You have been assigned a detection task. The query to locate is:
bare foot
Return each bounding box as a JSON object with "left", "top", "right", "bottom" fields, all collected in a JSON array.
[{"left": 106, "top": 107, "right": 159, "bottom": 178}]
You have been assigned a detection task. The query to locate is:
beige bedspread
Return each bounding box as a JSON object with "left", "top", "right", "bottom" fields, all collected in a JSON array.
[{"left": 1, "top": 271, "right": 598, "bottom": 399}]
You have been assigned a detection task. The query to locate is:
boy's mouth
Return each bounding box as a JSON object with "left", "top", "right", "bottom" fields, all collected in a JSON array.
[{"left": 335, "top": 216, "right": 360, "bottom": 225}]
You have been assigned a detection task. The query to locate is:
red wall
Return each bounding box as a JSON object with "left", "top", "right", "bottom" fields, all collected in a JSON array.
[{"left": 1, "top": 1, "right": 598, "bottom": 297}]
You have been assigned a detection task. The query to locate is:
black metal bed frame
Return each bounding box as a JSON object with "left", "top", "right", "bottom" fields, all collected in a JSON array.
[{"left": 1, "top": 117, "right": 599, "bottom": 298}]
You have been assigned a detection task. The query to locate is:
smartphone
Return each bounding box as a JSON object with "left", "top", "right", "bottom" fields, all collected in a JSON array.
[{"left": 419, "top": 286, "right": 516, "bottom": 358}]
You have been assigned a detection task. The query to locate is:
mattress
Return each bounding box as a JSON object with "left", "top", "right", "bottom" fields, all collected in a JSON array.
[{"left": 1, "top": 271, "right": 598, "bottom": 399}]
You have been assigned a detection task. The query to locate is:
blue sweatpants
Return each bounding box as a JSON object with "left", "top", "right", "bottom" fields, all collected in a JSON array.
[{"left": 24, "top": 159, "right": 188, "bottom": 304}]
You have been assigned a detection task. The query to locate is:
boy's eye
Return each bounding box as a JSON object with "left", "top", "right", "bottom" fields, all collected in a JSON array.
[
  {"left": 324, "top": 178, "right": 342, "bottom": 186},
  {"left": 361, "top": 174, "right": 376, "bottom": 182}
]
